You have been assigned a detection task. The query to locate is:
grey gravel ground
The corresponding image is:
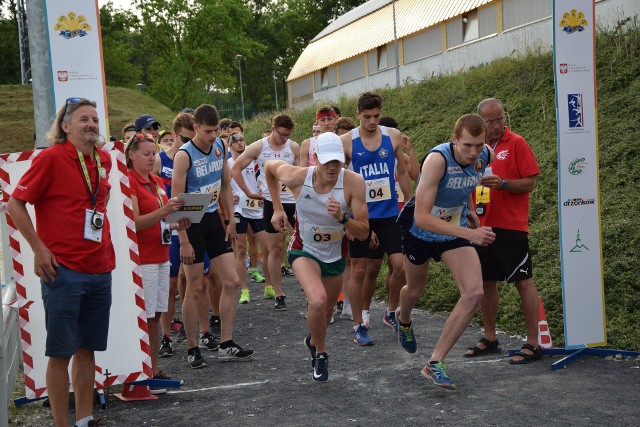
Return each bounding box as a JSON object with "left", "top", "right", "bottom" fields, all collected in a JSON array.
[{"left": 10, "top": 274, "right": 640, "bottom": 426}]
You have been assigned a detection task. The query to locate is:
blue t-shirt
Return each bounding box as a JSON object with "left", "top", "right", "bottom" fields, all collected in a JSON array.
[
  {"left": 350, "top": 126, "right": 398, "bottom": 219},
  {"left": 180, "top": 138, "right": 226, "bottom": 213},
  {"left": 410, "top": 142, "right": 490, "bottom": 242}
]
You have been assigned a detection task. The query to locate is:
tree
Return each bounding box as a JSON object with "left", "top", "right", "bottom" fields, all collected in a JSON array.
[
  {"left": 99, "top": 2, "right": 142, "bottom": 88},
  {"left": 0, "top": 2, "right": 21, "bottom": 84},
  {"left": 134, "top": 0, "right": 265, "bottom": 110}
]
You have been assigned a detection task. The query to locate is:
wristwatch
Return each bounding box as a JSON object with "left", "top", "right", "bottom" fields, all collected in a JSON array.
[
  {"left": 500, "top": 179, "right": 509, "bottom": 190},
  {"left": 338, "top": 211, "right": 350, "bottom": 224}
]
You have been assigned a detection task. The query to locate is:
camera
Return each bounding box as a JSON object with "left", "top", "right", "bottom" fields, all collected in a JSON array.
[
  {"left": 90, "top": 211, "right": 104, "bottom": 230},
  {"left": 162, "top": 227, "right": 171, "bottom": 244}
]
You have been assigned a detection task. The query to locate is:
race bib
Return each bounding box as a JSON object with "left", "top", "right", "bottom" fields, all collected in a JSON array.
[
  {"left": 240, "top": 194, "right": 262, "bottom": 210},
  {"left": 395, "top": 182, "right": 405, "bottom": 203},
  {"left": 200, "top": 181, "right": 221, "bottom": 206},
  {"left": 280, "top": 182, "right": 292, "bottom": 194},
  {"left": 365, "top": 177, "right": 391, "bottom": 202},
  {"left": 431, "top": 205, "right": 463, "bottom": 226},
  {"left": 302, "top": 224, "right": 343, "bottom": 244}
]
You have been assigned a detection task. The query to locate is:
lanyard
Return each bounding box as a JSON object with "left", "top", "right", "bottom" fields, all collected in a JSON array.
[
  {"left": 77, "top": 148, "right": 102, "bottom": 209},
  {"left": 146, "top": 180, "right": 166, "bottom": 209}
]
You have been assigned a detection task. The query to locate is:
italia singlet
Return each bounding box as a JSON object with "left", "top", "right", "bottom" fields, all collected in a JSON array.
[
  {"left": 288, "top": 167, "right": 347, "bottom": 263},
  {"left": 229, "top": 156, "right": 262, "bottom": 220},
  {"left": 256, "top": 137, "right": 295, "bottom": 203},
  {"left": 410, "top": 142, "right": 491, "bottom": 242},
  {"left": 350, "top": 126, "right": 398, "bottom": 218},
  {"left": 180, "top": 138, "right": 226, "bottom": 213}
]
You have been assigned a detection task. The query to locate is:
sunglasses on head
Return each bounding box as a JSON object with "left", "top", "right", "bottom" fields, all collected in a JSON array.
[
  {"left": 132, "top": 133, "right": 154, "bottom": 142},
  {"left": 61, "top": 97, "right": 83, "bottom": 119}
]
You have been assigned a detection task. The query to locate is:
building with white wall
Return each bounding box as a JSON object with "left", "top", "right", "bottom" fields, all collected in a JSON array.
[{"left": 286, "top": 0, "right": 639, "bottom": 109}]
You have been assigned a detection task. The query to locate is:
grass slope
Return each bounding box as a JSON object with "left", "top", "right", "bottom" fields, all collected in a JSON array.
[{"left": 0, "top": 86, "right": 177, "bottom": 152}]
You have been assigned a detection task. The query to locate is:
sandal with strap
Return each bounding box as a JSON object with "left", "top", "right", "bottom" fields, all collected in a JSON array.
[
  {"left": 509, "top": 343, "right": 543, "bottom": 365},
  {"left": 464, "top": 337, "right": 501, "bottom": 358}
]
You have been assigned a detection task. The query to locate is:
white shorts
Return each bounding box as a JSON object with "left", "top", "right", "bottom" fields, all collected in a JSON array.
[{"left": 141, "top": 261, "right": 170, "bottom": 318}]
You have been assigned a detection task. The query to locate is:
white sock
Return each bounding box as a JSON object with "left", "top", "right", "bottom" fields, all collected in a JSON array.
[{"left": 76, "top": 416, "right": 93, "bottom": 427}]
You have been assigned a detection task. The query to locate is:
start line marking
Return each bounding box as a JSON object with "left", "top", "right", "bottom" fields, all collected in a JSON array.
[{"left": 168, "top": 380, "right": 269, "bottom": 394}]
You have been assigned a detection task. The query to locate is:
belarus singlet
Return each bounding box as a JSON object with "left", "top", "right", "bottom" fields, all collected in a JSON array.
[
  {"left": 288, "top": 167, "right": 347, "bottom": 263},
  {"left": 180, "top": 138, "right": 225, "bottom": 213},
  {"left": 229, "top": 156, "right": 262, "bottom": 220},
  {"left": 158, "top": 150, "right": 174, "bottom": 197},
  {"left": 350, "top": 126, "right": 398, "bottom": 218},
  {"left": 410, "top": 142, "right": 491, "bottom": 242},
  {"left": 256, "top": 137, "right": 295, "bottom": 203}
]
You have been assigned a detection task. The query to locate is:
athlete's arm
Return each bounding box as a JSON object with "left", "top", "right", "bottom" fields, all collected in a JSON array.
[
  {"left": 414, "top": 153, "right": 494, "bottom": 246},
  {"left": 390, "top": 128, "right": 413, "bottom": 200},
  {"left": 231, "top": 141, "right": 263, "bottom": 199},
  {"left": 299, "top": 139, "right": 310, "bottom": 167},
  {"left": 220, "top": 153, "right": 236, "bottom": 242},
  {"left": 403, "top": 134, "right": 420, "bottom": 181},
  {"left": 342, "top": 171, "right": 369, "bottom": 241},
  {"left": 290, "top": 140, "right": 301, "bottom": 166},
  {"left": 152, "top": 154, "right": 162, "bottom": 176},
  {"left": 171, "top": 150, "right": 195, "bottom": 264},
  {"left": 340, "top": 132, "right": 353, "bottom": 168},
  {"left": 264, "top": 160, "right": 301, "bottom": 232}
]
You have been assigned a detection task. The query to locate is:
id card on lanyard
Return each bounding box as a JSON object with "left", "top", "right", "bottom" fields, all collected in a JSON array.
[{"left": 78, "top": 149, "right": 105, "bottom": 242}]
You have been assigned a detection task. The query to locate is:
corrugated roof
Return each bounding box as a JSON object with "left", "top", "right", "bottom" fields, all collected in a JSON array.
[
  {"left": 312, "top": 0, "right": 394, "bottom": 42},
  {"left": 288, "top": 0, "right": 492, "bottom": 81}
]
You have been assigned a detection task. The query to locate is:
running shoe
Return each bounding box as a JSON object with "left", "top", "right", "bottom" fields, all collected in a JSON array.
[
  {"left": 187, "top": 348, "right": 207, "bottom": 369},
  {"left": 421, "top": 362, "right": 456, "bottom": 390},
  {"left": 274, "top": 295, "right": 287, "bottom": 311},
  {"left": 199, "top": 332, "right": 220, "bottom": 351},
  {"left": 353, "top": 324, "right": 374, "bottom": 346},
  {"left": 209, "top": 315, "right": 221, "bottom": 338},
  {"left": 383, "top": 310, "right": 399, "bottom": 335},
  {"left": 251, "top": 270, "right": 266, "bottom": 283},
  {"left": 397, "top": 319, "right": 417, "bottom": 354},
  {"left": 218, "top": 341, "right": 254, "bottom": 361},
  {"left": 362, "top": 310, "right": 370, "bottom": 328},
  {"left": 158, "top": 336, "right": 174, "bottom": 358},
  {"left": 340, "top": 300, "right": 353, "bottom": 320},
  {"left": 281, "top": 265, "right": 294, "bottom": 276},
  {"left": 313, "top": 352, "right": 329, "bottom": 382},
  {"left": 264, "top": 285, "right": 276, "bottom": 299},
  {"left": 239, "top": 289, "right": 250, "bottom": 304},
  {"left": 336, "top": 301, "right": 344, "bottom": 312},
  {"left": 304, "top": 334, "right": 316, "bottom": 368},
  {"left": 171, "top": 319, "right": 184, "bottom": 333}
]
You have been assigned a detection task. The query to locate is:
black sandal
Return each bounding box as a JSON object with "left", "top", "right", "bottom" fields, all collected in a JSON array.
[
  {"left": 509, "top": 343, "right": 543, "bottom": 364},
  {"left": 464, "top": 337, "right": 501, "bottom": 357}
]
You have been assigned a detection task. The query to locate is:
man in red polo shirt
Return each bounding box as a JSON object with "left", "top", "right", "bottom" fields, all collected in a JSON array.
[
  {"left": 8, "top": 98, "right": 115, "bottom": 427},
  {"left": 465, "top": 98, "right": 542, "bottom": 364}
]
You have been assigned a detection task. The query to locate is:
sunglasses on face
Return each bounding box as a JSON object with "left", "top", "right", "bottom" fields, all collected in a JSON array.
[
  {"left": 179, "top": 135, "right": 191, "bottom": 143},
  {"left": 143, "top": 124, "right": 160, "bottom": 131}
]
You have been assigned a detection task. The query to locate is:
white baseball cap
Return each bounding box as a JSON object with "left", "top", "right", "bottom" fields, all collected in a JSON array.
[{"left": 314, "top": 132, "right": 345, "bottom": 164}]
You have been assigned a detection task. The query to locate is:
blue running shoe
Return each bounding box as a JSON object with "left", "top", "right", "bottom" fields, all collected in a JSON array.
[
  {"left": 397, "top": 319, "right": 417, "bottom": 354},
  {"left": 421, "top": 362, "right": 456, "bottom": 390},
  {"left": 304, "top": 334, "right": 316, "bottom": 367},
  {"left": 313, "top": 352, "right": 329, "bottom": 382},
  {"left": 383, "top": 310, "right": 398, "bottom": 335},
  {"left": 353, "top": 324, "right": 374, "bottom": 346}
]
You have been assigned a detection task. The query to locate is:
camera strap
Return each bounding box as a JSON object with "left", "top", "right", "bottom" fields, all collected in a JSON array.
[
  {"left": 145, "top": 181, "right": 165, "bottom": 209},
  {"left": 76, "top": 148, "right": 102, "bottom": 211}
]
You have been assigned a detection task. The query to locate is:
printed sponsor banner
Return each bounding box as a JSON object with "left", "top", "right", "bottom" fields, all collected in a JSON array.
[
  {"left": 45, "top": 0, "right": 109, "bottom": 140},
  {"left": 554, "top": 0, "right": 606, "bottom": 348}
]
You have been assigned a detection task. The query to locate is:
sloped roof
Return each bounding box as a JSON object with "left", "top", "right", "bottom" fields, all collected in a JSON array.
[{"left": 288, "top": 0, "right": 492, "bottom": 81}]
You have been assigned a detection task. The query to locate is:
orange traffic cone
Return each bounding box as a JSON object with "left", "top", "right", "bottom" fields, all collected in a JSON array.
[
  {"left": 537, "top": 295, "right": 553, "bottom": 349},
  {"left": 114, "top": 383, "right": 159, "bottom": 402}
]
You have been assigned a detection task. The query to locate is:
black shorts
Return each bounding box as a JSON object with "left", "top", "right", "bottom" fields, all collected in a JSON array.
[
  {"left": 402, "top": 231, "right": 472, "bottom": 265},
  {"left": 186, "top": 212, "right": 233, "bottom": 263},
  {"left": 263, "top": 199, "right": 296, "bottom": 233},
  {"left": 349, "top": 216, "right": 403, "bottom": 259},
  {"left": 475, "top": 228, "right": 533, "bottom": 283},
  {"left": 234, "top": 212, "right": 266, "bottom": 234}
]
